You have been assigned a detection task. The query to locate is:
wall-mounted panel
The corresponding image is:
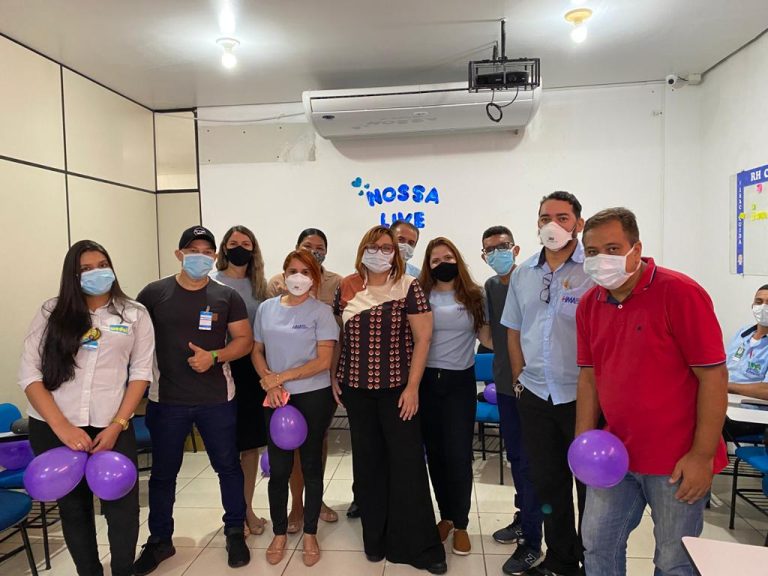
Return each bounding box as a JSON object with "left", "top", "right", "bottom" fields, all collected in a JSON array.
[
  {"left": 68, "top": 176, "right": 158, "bottom": 298},
  {"left": 0, "top": 160, "right": 68, "bottom": 408},
  {"left": 64, "top": 70, "right": 155, "bottom": 191},
  {"left": 157, "top": 192, "right": 201, "bottom": 278},
  {"left": 156, "top": 111, "right": 197, "bottom": 190},
  {"left": 0, "top": 37, "right": 64, "bottom": 169}
]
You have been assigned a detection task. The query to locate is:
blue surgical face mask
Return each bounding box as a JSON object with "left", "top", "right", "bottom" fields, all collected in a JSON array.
[
  {"left": 486, "top": 249, "right": 515, "bottom": 275},
  {"left": 80, "top": 268, "right": 116, "bottom": 296},
  {"left": 182, "top": 253, "right": 215, "bottom": 280}
]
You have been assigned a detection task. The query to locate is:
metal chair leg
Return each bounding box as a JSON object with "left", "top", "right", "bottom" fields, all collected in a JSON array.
[
  {"left": 19, "top": 521, "right": 39, "bottom": 576},
  {"left": 40, "top": 502, "right": 50, "bottom": 569},
  {"left": 190, "top": 426, "right": 198, "bottom": 453},
  {"left": 729, "top": 458, "right": 740, "bottom": 530}
]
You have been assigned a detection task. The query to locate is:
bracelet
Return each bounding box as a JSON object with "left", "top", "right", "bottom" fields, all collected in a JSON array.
[
  {"left": 111, "top": 417, "right": 129, "bottom": 431},
  {"left": 211, "top": 350, "right": 219, "bottom": 364}
]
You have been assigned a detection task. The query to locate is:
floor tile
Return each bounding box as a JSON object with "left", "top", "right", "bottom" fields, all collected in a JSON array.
[{"left": 284, "top": 549, "right": 384, "bottom": 576}]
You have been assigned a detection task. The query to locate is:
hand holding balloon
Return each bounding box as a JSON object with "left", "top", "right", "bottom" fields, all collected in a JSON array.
[{"left": 567, "top": 430, "right": 629, "bottom": 488}]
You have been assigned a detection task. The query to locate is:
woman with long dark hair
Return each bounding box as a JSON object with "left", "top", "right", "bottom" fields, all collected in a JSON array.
[
  {"left": 333, "top": 225, "right": 446, "bottom": 574},
  {"left": 417, "top": 237, "right": 490, "bottom": 556},
  {"left": 211, "top": 225, "right": 269, "bottom": 537},
  {"left": 18, "top": 240, "right": 155, "bottom": 576},
  {"left": 253, "top": 249, "right": 338, "bottom": 567}
]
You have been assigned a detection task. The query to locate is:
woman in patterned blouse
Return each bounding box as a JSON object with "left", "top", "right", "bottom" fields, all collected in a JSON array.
[{"left": 332, "top": 225, "right": 447, "bottom": 575}]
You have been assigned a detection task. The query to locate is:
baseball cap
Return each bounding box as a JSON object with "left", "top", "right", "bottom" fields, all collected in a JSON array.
[{"left": 178, "top": 226, "right": 216, "bottom": 250}]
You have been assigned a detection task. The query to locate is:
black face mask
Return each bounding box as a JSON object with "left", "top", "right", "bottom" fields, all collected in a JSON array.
[
  {"left": 430, "top": 262, "right": 459, "bottom": 282},
  {"left": 227, "top": 245, "right": 253, "bottom": 267}
]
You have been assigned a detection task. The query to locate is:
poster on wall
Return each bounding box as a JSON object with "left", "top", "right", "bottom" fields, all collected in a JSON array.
[{"left": 732, "top": 163, "right": 768, "bottom": 275}]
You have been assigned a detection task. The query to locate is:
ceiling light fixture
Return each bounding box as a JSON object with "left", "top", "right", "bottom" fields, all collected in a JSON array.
[
  {"left": 217, "top": 37, "right": 240, "bottom": 69},
  {"left": 565, "top": 8, "right": 593, "bottom": 44}
]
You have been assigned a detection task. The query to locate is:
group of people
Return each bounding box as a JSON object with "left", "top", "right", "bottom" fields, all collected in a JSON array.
[{"left": 15, "top": 190, "right": 768, "bottom": 576}]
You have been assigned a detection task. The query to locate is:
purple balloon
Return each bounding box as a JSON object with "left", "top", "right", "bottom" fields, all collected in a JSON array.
[
  {"left": 270, "top": 405, "right": 308, "bottom": 450},
  {"left": 568, "top": 430, "right": 629, "bottom": 488},
  {"left": 85, "top": 451, "right": 137, "bottom": 501},
  {"left": 260, "top": 450, "right": 270, "bottom": 477},
  {"left": 483, "top": 383, "right": 498, "bottom": 404},
  {"left": 23, "top": 447, "right": 88, "bottom": 501},
  {"left": 0, "top": 440, "right": 34, "bottom": 470}
]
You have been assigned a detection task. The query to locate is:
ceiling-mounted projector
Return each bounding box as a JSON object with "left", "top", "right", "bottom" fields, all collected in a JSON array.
[{"left": 468, "top": 19, "right": 540, "bottom": 92}]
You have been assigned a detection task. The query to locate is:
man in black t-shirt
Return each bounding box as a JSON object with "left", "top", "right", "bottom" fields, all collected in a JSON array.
[{"left": 133, "top": 226, "right": 254, "bottom": 574}]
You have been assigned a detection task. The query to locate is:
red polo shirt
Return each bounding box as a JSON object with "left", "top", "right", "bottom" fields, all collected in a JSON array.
[{"left": 576, "top": 258, "right": 728, "bottom": 475}]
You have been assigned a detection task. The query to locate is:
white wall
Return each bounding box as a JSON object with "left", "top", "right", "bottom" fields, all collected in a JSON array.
[{"left": 200, "top": 83, "right": 665, "bottom": 283}]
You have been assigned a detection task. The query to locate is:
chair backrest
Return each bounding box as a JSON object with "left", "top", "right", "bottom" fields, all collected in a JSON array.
[
  {"left": 474, "top": 353, "right": 494, "bottom": 383},
  {"left": 0, "top": 404, "right": 22, "bottom": 433}
]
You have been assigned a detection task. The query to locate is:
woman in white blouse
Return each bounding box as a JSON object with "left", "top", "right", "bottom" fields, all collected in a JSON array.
[{"left": 18, "top": 240, "right": 155, "bottom": 576}]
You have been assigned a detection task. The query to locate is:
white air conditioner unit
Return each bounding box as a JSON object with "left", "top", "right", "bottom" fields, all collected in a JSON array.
[{"left": 302, "top": 82, "right": 542, "bottom": 139}]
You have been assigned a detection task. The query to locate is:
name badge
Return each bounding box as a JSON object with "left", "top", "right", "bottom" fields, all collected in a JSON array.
[
  {"left": 733, "top": 345, "right": 745, "bottom": 361},
  {"left": 199, "top": 310, "right": 213, "bottom": 331}
]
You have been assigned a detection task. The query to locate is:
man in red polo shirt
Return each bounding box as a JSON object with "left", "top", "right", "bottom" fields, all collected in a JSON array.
[{"left": 575, "top": 207, "right": 728, "bottom": 576}]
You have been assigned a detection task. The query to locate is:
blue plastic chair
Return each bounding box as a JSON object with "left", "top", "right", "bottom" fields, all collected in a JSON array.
[
  {"left": 729, "top": 445, "right": 768, "bottom": 545},
  {"left": 133, "top": 416, "right": 152, "bottom": 472},
  {"left": 0, "top": 489, "right": 38, "bottom": 575},
  {"left": 0, "top": 404, "right": 22, "bottom": 433},
  {"left": 474, "top": 353, "right": 505, "bottom": 485}
]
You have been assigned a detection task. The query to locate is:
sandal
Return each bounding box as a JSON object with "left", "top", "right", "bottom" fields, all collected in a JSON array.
[
  {"left": 319, "top": 503, "right": 338, "bottom": 523},
  {"left": 266, "top": 535, "right": 288, "bottom": 565},
  {"left": 302, "top": 535, "right": 321, "bottom": 567}
]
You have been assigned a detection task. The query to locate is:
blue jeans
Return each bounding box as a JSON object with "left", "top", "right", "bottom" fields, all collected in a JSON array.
[
  {"left": 145, "top": 400, "right": 246, "bottom": 540},
  {"left": 497, "top": 392, "right": 543, "bottom": 550},
  {"left": 582, "top": 473, "right": 707, "bottom": 576}
]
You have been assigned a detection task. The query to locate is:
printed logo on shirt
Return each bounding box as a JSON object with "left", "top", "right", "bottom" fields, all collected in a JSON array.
[
  {"left": 746, "top": 361, "right": 762, "bottom": 376},
  {"left": 561, "top": 295, "right": 579, "bottom": 305},
  {"left": 109, "top": 324, "right": 130, "bottom": 334},
  {"left": 292, "top": 324, "right": 310, "bottom": 330}
]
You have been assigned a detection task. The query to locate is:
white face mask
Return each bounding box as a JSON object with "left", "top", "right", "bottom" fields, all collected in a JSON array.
[
  {"left": 362, "top": 251, "right": 394, "bottom": 274},
  {"left": 285, "top": 273, "right": 313, "bottom": 296},
  {"left": 583, "top": 247, "right": 639, "bottom": 290},
  {"left": 752, "top": 304, "right": 768, "bottom": 327},
  {"left": 539, "top": 221, "right": 575, "bottom": 252},
  {"left": 399, "top": 243, "right": 415, "bottom": 262}
]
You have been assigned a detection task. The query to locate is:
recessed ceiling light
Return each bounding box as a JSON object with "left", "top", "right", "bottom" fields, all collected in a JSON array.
[
  {"left": 216, "top": 37, "right": 240, "bottom": 69},
  {"left": 565, "top": 8, "right": 593, "bottom": 44}
]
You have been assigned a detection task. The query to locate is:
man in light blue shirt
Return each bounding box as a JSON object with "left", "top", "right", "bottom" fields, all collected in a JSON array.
[
  {"left": 391, "top": 219, "right": 421, "bottom": 277},
  {"left": 501, "top": 191, "right": 594, "bottom": 576}
]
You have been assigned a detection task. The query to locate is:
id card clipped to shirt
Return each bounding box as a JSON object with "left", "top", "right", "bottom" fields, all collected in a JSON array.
[{"left": 199, "top": 306, "right": 213, "bottom": 331}]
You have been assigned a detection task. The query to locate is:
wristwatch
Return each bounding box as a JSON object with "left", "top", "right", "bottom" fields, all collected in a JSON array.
[{"left": 111, "top": 417, "right": 129, "bottom": 431}]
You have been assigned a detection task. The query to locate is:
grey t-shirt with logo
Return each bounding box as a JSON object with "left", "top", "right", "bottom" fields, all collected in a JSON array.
[{"left": 253, "top": 296, "right": 339, "bottom": 395}]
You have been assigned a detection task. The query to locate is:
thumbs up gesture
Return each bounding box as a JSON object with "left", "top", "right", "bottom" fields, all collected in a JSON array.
[{"left": 188, "top": 342, "right": 214, "bottom": 373}]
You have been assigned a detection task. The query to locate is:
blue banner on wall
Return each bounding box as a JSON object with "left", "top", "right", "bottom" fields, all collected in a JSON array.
[{"left": 736, "top": 164, "right": 768, "bottom": 275}]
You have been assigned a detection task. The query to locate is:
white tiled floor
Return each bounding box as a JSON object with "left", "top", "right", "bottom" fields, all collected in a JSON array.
[{"left": 3, "top": 430, "right": 766, "bottom": 576}]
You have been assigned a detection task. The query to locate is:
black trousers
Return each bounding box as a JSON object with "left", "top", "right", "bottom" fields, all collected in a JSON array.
[
  {"left": 265, "top": 386, "right": 335, "bottom": 535},
  {"left": 517, "top": 389, "right": 586, "bottom": 575},
  {"left": 344, "top": 385, "right": 445, "bottom": 568},
  {"left": 419, "top": 366, "right": 476, "bottom": 530},
  {"left": 28, "top": 417, "right": 139, "bottom": 576}
]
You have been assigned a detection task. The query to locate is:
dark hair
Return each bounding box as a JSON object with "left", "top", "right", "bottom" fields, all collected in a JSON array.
[
  {"left": 297, "top": 228, "right": 328, "bottom": 249},
  {"left": 482, "top": 225, "right": 514, "bottom": 243},
  {"left": 283, "top": 249, "right": 322, "bottom": 289},
  {"left": 539, "top": 191, "right": 582, "bottom": 219},
  {"left": 40, "top": 240, "right": 129, "bottom": 391},
  {"left": 419, "top": 237, "right": 485, "bottom": 332},
  {"left": 216, "top": 225, "right": 268, "bottom": 300},
  {"left": 355, "top": 226, "right": 405, "bottom": 281},
  {"left": 583, "top": 207, "right": 640, "bottom": 245},
  {"left": 391, "top": 219, "right": 420, "bottom": 239},
  {"left": 758, "top": 285, "right": 768, "bottom": 292}
]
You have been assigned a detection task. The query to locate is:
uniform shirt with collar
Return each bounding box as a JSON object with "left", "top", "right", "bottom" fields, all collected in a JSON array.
[
  {"left": 576, "top": 257, "right": 728, "bottom": 475},
  {"left": 726, "top": 325, "right": 768, "bottom": 383},
  {"left": 17, "top": 298, "right": 155, "bottom": 428},
  {"left": 500, "top": 241, "right": 594, "bottom": 404}
]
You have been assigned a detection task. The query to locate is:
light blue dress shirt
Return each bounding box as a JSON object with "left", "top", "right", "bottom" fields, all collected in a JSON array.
[
  {"left": 406, "top": 262, "right": 421, "bottom": 278},
  {"left": 726, "top": 324, "right": 768, "bottom": 383},
  {"left": 500, "top": 242, "right": 594, "bottom": 404}
]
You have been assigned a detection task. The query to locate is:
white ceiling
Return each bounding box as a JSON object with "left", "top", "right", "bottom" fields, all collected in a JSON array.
[{"left": 1, "top": 0, "right": 766, "bottom": 110}]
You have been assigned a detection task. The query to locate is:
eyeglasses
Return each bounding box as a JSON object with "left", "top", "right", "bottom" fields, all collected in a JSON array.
[
  {"left": 482, "top": 242, "right": 514, "bottom": 255},
  {"left": 364, "top": 244, "right": 395, "bottom": 255},
  {"left": 540, "top": 271, "right": 553, "bottom": 304}
]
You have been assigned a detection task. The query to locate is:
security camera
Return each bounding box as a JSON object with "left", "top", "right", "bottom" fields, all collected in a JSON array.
[{"left": 666, "top": 74, "right": 680, "bottom": 86}]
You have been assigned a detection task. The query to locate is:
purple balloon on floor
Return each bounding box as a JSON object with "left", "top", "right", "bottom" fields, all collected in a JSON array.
[
  {"left": 23, "top": 447, "right": 88, "bottom": 501},
  {"left": 0, "top": 439, "right": 34, "bottom": 470},
  {"left": 483, "top": 383, "right": 498, "bottom": 404},
  {"left": 568, "top": 430, "right": 629, "bottom": 489},
  {"left": 260, "top": 450, "right": 270, "bottom": 477},
  {"left": 85, "top": 451, "right": 137, "bottom": 501},
  {"left": 270, "top": 405, "right": 308, "bottom": 450}
]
